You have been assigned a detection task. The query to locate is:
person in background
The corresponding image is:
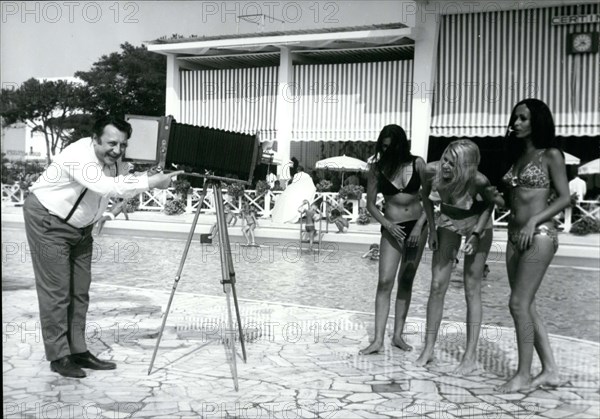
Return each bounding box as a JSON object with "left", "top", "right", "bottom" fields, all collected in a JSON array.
[
  {"left": 208, "top": 206, "right": 238, "bottom": 241},
  {"left": 288, "top": 157, "right": 300, "bottom": 185},
  {"left": 241, "top": 204, "right": 259, "bottom": 246},
  {"left": 299, "top": 199, "right": 320, "bottom": 251},
  {"left": 328, "top": 207, "right": 350, "bottom": 233},
  {"left": 569, "top": 170, "right": 587, "bottom": 202},
  {"left": 266, "top": 171, "right": 278, "bottom": 189},
  {"left": 362, "top": 244, "right": 380, "bottom": 261},
  {"left": 344, "top": 173, "right": 360, "bottom": 186}
]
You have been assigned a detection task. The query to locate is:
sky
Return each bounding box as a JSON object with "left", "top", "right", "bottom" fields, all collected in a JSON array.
[{"left": 1, "top": 0, "right": 412, "bottom": 87}]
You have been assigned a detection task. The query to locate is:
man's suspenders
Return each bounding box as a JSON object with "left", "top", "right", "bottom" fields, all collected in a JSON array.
[{"left": 63, "top": 164, "right": 118, "bottom": 224}]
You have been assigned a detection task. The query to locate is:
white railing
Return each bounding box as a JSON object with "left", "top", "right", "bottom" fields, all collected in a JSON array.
[
  {"left": 3, "top": 183, "right": 598, "bottom": 229},
  {"left": 1, "top": 184, "right": 25, "bottom": 205}
]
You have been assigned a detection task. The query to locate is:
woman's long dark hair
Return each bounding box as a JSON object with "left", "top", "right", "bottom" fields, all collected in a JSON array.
[
  {"left": 505, "top": 98, "right": 561, "bottom": 164},
  {"left": 370, "top": 124, "right": 412, "bottom": 178}
]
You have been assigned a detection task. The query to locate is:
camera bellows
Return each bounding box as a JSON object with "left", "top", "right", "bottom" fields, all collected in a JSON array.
[{"left": 167, "top": 123, "right": 257, "bottom": 181}]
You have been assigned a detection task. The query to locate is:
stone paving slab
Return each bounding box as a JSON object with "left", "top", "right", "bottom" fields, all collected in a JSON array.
[{"left": 3, "top": 283, "right": 599, "bottom": 419}]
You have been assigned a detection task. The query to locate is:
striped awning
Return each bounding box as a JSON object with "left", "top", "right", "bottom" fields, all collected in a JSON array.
[
  {"left": 179, "top": 67, "right": 278, "bottom": 141},
  {"left": 431, "top": 3, "right": 600, "bottom": 137},
  {"left": 292, "top": 61, "right": 413, "bottom": 142}
]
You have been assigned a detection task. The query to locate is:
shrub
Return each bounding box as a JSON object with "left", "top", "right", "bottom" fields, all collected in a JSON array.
[
  {"left": 227, "top": 182, "right": 246, "bottom": 200},
  {"left": 316, "top": 179, "right": 333, "bottom": 192},
  {"left": 255, "top": 180, "right": 270, "bottom": 196},
  {"left": 163, "top": 199, "right": 186, "bottom": 215},
  {"left": 124, "top": 197, "right": 140, "bottom": 213},
  {"left": 339, "top": 184, "right": 364, "bottom": 200},
  {"left": 570, "top": 216, "right": 600, "bottom": 235},
  {"left": 173, "top": 179, "right": 191, "bottom": 199},
  {"left": 1, "top": 157, "right": 45, "bottom": 185}
]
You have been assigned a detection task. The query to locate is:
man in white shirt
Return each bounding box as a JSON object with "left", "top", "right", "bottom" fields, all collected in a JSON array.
[
  {"left": 569, "top": 175, "right": 587, "bottom": 202},
  {"left": 23, "top": 115, "right": 183, "bottom": 378}
]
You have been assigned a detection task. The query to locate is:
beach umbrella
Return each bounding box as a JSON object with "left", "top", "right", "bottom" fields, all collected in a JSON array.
[
  {"left": 315, "top": 155, "right": 369, "bottom": 184},
  {"left": 578, "top": 158, "right": 600, "bottom": 175},
  {"left": 563, "top": 152, "right": 580, "bottom": 165}
]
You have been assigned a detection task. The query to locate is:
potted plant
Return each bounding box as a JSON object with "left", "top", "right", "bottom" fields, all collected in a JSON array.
[
  {"left": 255, "top": 180, "right": 270, "bottom": 196},
  {"left": 570, "top": 216, "right": 600, "bottom": 235},
  {"left": 173, "top": 179, "right": 192, "bottom": 200},
  {"left": 227, "top": 182, "right": 246, "bottom": 200},
  {"left": 316, "top": 179, "right": 333, "bottom": 192},
  {"left": 163, "top": 198, "right": 186, "bottom": 215},
  {"left": 338, "top": 184, "right": 365, "bottom": 200}
]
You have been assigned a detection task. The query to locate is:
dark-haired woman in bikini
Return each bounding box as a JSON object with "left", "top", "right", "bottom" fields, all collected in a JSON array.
[
  {"left": 360, "top": 124, "right": 428, "bottom": 355},
  {"left": 495, "top": 99, "right": 570, "bottom": 393}
]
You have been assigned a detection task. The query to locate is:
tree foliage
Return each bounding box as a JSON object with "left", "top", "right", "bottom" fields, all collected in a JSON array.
[
  {"left": 0, "top": 42, "right": 167, "bottom": 163},
  {"left": 75, "top": 42, "right": 166, "bottom": 118},
  {"left": 0, "top": 78, "right": 86, "bottom": 163}
]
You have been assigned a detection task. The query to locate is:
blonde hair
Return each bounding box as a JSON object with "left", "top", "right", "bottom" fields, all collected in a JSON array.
[{"left": 433, "top": 139, "right": 480, "bottom": 200}]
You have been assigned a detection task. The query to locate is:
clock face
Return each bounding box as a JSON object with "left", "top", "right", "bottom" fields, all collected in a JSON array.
[{"left": 574, "top": 34, "right": 592, "bottom": 52}]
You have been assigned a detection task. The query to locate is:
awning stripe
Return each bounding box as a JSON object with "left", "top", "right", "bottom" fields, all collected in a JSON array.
[
  {"left": 179, "top": 67, "right": 278, "bottom": 141},
  {"left": 292, "top": 61, "right": 413, "bottom": 142},
  {"left": 431, "top": 4, "right": 600, "bottom": 137}
]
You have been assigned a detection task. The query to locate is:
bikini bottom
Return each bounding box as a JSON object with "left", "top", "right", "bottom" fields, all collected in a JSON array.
[
  {"left": 508, "top": 224, "right": 559, "bottom": 253},
  {"left": 437, "top": 212, "right": 493, "bottom": 237},
  {"left": 381, "top": 220, "right": 419, "bottom": 244}
]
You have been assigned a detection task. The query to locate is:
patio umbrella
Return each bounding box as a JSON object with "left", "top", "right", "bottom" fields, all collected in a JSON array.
[
  {"left": 563, "top": 152, "right": 580, "bottom": 165},
  {"left": 578, "top": 158, "right": 600, "bottom": 175},
  {"left": 315, "top": 155, "right": 369, "bottom": 184}
]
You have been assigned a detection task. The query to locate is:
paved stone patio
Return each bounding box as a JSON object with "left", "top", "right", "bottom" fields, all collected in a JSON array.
[{"left": 3, "top": 279, "right": 600, "bottom": 418}]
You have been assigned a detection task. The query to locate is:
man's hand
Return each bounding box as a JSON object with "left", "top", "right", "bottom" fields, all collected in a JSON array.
[{"left": 148, "top": 170, "right": 185, "bottom": 189}]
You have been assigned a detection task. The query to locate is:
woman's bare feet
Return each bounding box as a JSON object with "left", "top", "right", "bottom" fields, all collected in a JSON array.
[
  {"left": 495, "top": 373, "right": 531, "bottom": 393},
  {"left": 359, "top": 341, "right": 383, "bottom": 355},
  {"left": 530, "top": 370, "right": 561, "bottom": 389},
  {"left": 391, "top": 336, "right": 413, "bottom": 351},
  {"left": 452, "top": 358, "right": 479, "bottom": 375},
  {"left": 415, "top": 348, "right": 434, "bottom": 366}
]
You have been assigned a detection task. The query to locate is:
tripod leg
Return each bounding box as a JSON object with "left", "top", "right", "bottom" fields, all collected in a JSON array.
[
  {"left": 215, "top": 187, "right": 247, "bottom": 363},
  {"left": 148, "top": 197, "right": 204, "bottom": 375},
  {"left": 299, "top": 216, "right": 303, "bottom": 252},
  {"left": 214, "top": 185, "right": 240, "bottom": 390}
]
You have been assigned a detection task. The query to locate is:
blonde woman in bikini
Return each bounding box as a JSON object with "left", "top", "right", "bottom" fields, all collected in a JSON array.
[{"left": 416, "top": 139, "right": 495, "bottom": 375}]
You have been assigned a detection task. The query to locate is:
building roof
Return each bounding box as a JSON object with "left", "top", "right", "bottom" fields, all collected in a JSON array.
[{"left": 146, "top": 23, "right": 414, "bottom": 69}]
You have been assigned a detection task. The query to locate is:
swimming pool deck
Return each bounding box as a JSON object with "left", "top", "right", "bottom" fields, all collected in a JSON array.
[
  {"left": 2, "top": 205, "right": 599, "bottom": 264},
  {"left": 2, "top": 206, "right": 600, "bottom": 418}
]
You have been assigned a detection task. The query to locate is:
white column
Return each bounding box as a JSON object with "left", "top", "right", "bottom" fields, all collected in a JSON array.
[
  {"left": 410, "top": 3, "right": 441, "bottom": 160},
  {"left": 275, "top": 47, "right": 294, "bottom": 176},
  {"left": 166, "top": 54, "right": 181, "bottom": 121}
]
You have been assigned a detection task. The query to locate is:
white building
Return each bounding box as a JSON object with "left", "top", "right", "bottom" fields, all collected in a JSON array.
[
  {"left": 1, "top": 76, "right": 85, "bottom": 162},
  {"left": 146, "top": 0, "right": 599, "bottom": 183},
  {"left": 1, "top": 122, "right": 47, "bottom": 162}
]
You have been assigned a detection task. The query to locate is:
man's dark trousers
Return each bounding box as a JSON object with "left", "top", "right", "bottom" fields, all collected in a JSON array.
[{"left": 23, "top": 193, "right": 94, "bottom": 361}]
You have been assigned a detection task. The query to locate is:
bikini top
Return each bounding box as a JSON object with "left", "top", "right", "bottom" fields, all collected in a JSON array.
[
  {"left": 378, "top": 157, "right": 421, "bottom": 195},
  {"left": 502, "top": 149, "right": 551, "bottom": 189},
  {"left": 440, "top": 199, "right": 489, "bottom": 220}
]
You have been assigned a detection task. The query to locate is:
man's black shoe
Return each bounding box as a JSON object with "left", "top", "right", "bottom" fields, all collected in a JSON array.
[
  {"left": 71, "top": 351, "right": 117, "bottom": 370},
  {"left": 50, "top": 356, "right": 86, "bottom": 378}
]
